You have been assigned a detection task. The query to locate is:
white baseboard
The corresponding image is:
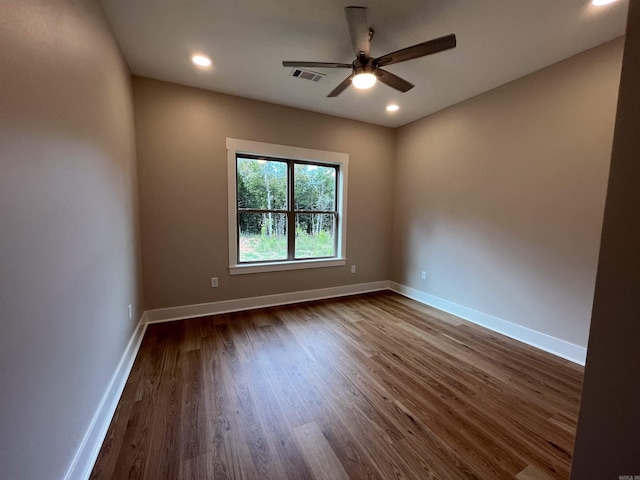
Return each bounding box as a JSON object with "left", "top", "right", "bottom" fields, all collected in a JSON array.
[
  {"left": 63, "top": 314, "right": 148, "bottom": 480},
  {"left": 389, "top": 282, "right": 586, "bottom": 365},
  {"left": 145, "top": 281, "right": 390, "bottom": 324},
  {"left": 146, "top": 280, "right": 586, "bottom": 365}
]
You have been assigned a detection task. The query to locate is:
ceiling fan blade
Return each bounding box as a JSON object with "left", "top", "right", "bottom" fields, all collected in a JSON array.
[
  {"left": 377, "top": 69, "right": 414, "bottom": 93},
  {"left": 327, "top": 74, "right": 354, "bottom": 97},
  {"left": 345, "top": 6, "right": 370, "bottom": 58},
  {"left": 282, "top": 61, "right": 352, "bottom": 69},
  {"left": 375, "top": 33, "right": 456, "bottom": 67}
]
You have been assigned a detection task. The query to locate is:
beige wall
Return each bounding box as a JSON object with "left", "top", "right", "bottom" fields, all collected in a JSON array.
[
  {"left": 391, "top": 39, "right": 623, "bottom": 348},
  {"left": 133, "top": 77, "right": 395, "bottom": 309},
  {"left": 0, "top": 1, "right": 142, "bottom": 478},
  {"left": 572, "top": 1, "right": 640, "bottom": 475}
]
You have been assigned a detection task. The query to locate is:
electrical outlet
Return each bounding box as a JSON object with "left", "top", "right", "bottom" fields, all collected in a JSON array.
[
  {"left": 351, "top": 265, "right": 357, "bottom": 274},
  {"left": 421, "top": 271, "right": 426, "bottom": 280},
  {"left": 211, "top": 277, "right": 219, "bottom": 288},
  {"left": 128, "top": 304, "right": 132, "bottom": 320}
]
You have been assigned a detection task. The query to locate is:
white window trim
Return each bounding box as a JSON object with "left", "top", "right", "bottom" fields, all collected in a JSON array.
[{"left": 227, "top": 138, "right": 348, "bottom": 275}]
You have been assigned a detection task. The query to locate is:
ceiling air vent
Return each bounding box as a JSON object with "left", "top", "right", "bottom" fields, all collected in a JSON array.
[{"left": 290, "top": 68, "right": 325, "bottom": 82}]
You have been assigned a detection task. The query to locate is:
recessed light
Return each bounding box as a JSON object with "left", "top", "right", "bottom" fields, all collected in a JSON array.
[
  {"left": 191, "top": 54, "right": 212, "bottom": 68},
  {"left": 386, "top": 104, "right": 399, "bottom": 112},
  {"left": 592, "top": 0, "right": 618, "bottom": 5}
]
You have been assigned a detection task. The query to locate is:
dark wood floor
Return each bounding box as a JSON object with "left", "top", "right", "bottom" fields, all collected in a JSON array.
[{"left": 91, "top": 291, "right": 583, "bottom": 480}]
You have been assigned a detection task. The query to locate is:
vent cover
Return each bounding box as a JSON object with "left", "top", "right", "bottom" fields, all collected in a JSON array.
[{"left": 290, "top": 68, "right": 325, "bottom": 82}]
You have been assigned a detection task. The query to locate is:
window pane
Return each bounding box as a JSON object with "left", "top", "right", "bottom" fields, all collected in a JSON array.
[
  {"left": 237, "top": 157, "right": 287, "bottom": 210},
  {"left": 295, "top": 213, "right": 335, "bottom": 259},
  {"left": 239, "top": 212, "right": 287, "bottom": 262},
  {"left": 294, "top": 163, "right": 336, "bottom": 211}
]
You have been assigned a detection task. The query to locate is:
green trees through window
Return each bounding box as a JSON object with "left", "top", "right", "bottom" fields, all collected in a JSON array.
[{"left": 236, "top": 156, "right": 337, "bottom": 263}]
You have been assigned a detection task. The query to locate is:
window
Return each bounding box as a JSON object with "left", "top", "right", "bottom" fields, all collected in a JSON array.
[{"left": 227, "top": 138, "right": 348, "bottom": 274}]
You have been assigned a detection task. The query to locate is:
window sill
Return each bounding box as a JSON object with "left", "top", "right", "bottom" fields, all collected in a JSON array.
[{"left": 229, "top": 258, "right": 346, "bottom": 275}]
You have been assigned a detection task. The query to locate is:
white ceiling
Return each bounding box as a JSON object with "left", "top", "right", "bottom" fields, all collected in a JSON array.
[{"left": 101, "top": 0, "right": 628, "bottom": 128}]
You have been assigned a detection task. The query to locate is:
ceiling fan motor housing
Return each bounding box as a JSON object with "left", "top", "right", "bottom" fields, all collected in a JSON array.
[{"left": 354, "top": 64, "right": 376, "bottom": 76}]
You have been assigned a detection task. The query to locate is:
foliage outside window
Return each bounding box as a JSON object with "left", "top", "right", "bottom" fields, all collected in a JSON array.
[{"left": 227, "top": 138, "right": 348, "bottom": 275}]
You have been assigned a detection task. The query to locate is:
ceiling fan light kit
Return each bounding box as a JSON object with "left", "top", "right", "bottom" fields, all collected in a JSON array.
[
  {"left": 352, "top": 65, "right": 377, "bottom": 89},
  {"left": 282, "top": 6, "right": 457, "bottom": 97}
]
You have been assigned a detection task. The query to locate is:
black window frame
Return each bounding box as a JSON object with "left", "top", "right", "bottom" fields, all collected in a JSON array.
[{"left": 236, "top": 153, "right": 340, "bottom": 264}]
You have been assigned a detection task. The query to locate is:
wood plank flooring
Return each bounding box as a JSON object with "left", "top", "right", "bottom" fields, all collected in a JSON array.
[{"left": 91, "top": 291, "right": 583, "bottom": 480}]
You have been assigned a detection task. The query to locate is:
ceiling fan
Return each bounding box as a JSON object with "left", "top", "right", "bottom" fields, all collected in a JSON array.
[{"left": 283, "top": 6, "right": 457, "bottom": 97}]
